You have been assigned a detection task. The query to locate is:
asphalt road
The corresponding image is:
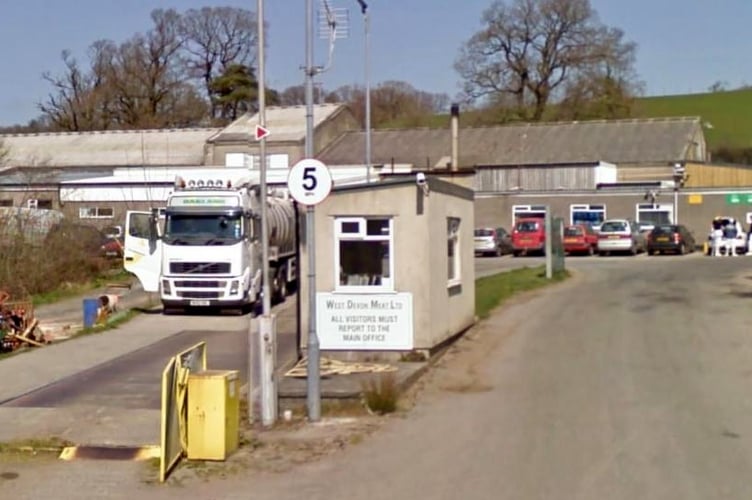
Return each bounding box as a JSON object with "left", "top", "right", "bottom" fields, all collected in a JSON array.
[
  {"left": 183, "top": 253, "right": 752, "bottom": 500},
  {"left": 2, "top": 297, "right": 299, "bottom": 410}
]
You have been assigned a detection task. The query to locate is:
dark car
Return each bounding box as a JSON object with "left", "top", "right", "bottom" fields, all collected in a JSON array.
[{"left": 647, "top": 224, "right": 696, "bottom": 255}]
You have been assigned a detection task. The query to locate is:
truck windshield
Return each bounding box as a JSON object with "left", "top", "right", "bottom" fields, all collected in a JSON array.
[{"left": 164, "top": 214, "right": 242, "bottom": 245}]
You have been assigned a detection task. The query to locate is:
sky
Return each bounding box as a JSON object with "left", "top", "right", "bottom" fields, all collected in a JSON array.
[{"left": 1, "top": 0, "right": 751, "bottom": 127}]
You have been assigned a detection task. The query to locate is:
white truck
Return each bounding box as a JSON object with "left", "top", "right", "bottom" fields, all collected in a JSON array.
[{"left": 123, "top": 175, "right": 297, "bottom": 313}]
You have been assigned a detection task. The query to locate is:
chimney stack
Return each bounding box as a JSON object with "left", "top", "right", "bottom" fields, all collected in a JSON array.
[{"left": 450, "top": 103, "right": 460, "bottom": 171}]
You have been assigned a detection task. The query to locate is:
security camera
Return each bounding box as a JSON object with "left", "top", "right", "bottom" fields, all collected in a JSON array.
[{"left": 416, "top": 172, "right": 427, "bottom": 186}]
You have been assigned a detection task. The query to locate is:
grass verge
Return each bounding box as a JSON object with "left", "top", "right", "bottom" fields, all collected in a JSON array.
[{"left": 475, "top": 265, "right": 569, "bottom": 319}]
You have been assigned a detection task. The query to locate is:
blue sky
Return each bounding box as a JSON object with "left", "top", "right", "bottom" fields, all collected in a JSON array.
[{"left": 1, "top": 0, "right": 751, "bottom": 126}]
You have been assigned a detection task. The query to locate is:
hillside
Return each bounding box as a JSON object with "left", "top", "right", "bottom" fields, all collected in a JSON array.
[{"left": 625, "top": 89, "right": 752, "bottom": 149}]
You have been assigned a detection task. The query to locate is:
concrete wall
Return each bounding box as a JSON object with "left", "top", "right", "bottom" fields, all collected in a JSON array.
[
  {"left": 299, "top": 179, "right": 475, "bottom": 356},
  {"left": 427, "top": 182, "right": 475, "bottom": 348}
]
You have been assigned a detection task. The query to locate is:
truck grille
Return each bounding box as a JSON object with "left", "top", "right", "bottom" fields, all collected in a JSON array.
[
  {"left": 175, "top": 280, "right": 226, "bottom": 288},
  {"left": 179, "top": 291, "right": 222, "bottom": 299},
  {"left": 169, "top": 262, "right": 230, "bottom": 274}
]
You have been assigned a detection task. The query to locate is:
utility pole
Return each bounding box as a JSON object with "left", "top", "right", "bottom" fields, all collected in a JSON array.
[
  {"left": 357, "top": 0, "right": 371, "bottom": 183},
  {"left": 304, "top": 0, "right": 321, "bottom": 422},
  {"left": 254, "top": 0, "right": 277, "bottom": 427}
]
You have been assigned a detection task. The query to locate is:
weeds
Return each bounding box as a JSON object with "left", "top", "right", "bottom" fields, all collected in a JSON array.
[{"left": 361, "top": 372, "right": 399, "bottom": 415}]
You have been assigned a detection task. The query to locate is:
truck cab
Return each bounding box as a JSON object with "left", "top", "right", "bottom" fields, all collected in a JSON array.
[{"left": 124, "top": 176, "right": 265, "bottom": 313}]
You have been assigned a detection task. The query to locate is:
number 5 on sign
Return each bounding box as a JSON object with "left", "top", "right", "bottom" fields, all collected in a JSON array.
[{"left": 287, "top": 159, "right": 333, "bottom": 206}]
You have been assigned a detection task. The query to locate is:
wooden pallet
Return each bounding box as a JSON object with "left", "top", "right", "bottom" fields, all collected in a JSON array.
[{"left": 284, "top": 356, "right": 397, "bottom": 378}]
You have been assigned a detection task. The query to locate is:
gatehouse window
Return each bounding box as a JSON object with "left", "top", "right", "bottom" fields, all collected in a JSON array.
[
  {"left": 335, "top": 217, "right": 393, "bottom": 291},
  {"left": 447, "top": 217, "right": 461, "bottom": 285}
]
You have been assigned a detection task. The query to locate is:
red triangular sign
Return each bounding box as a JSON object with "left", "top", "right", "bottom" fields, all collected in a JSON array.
[{"left": 255, "top": 125, "right": 270, "bottom": 140}]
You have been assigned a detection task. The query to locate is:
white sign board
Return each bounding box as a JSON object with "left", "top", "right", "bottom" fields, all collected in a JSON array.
[
  {"left": 316, "top": 293, "right": 414, "bottom": 350},
  {"left": 287, "top": 158, "right": 333, "bottom": 206}
]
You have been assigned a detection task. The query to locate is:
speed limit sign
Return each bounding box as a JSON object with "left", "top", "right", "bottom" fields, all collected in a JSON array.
[{"left": 287, "top": 158, "right": 333, "bottom": 206}]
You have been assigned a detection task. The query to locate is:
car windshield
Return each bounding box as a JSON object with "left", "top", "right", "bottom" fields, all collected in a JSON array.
[
  {"left": 164, "top": 214, "right": 242, "bottom": 245},
  {"left": 564, "top": 227, "right": 582, "bottom": 236},
  {"left": 600, "top": 221, "right": 628, "bottom": 232},
  {"left": 515, "top": 221, "right": 539, "bottom": 232},
  {"left": 475, "top": 229, "right": 494, "bottom": 237},
  {"left": 652, "top": 225, "right": 675, "bottom": 234}
]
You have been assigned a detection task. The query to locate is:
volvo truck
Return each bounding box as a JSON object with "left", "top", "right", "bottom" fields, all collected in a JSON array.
[{"left": 123, "top": 175, "right": 297, "bottom": 313}]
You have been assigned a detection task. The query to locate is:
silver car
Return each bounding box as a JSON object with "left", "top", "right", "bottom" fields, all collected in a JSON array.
[
  {"left": 597, "top": 219, "right": 646, "bottom": 256},
  {"left": 474, "top": 227, "right": 512, "bottom": 257}
]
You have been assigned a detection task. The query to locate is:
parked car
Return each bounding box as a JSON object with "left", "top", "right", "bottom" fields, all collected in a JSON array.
[
  {"left": 563, "top": 224, "right": 599, "bottom": 256},
  {"left": 511, "top": 218, "right": 546, "bottom": 256},
  {"left": 647, "top": 224, "right": 695, "bottom": 255},
  {"left": 100, "top": 235, "right": 124, "bottom": 258},
  {"left": 597, "top": 219, "right": 646, "bottom": 256},
  {"left": 474, "top": 227, "right": 512, "bottom": 257}
]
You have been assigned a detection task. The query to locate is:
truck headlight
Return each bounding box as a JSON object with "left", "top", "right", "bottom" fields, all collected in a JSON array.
[
  {"left": 230, "top": 280, "right": 239, "bottom": 294},
  {"left": 162, "top": 280, "right": 171, "bottom": 295}
]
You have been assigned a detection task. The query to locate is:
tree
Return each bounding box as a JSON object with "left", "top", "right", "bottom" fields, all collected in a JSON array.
[
  {"left": 39, "top": 9, "right": 207, "bottom": 130},
  {"left": 209, "top": 64, "right": 256, "bottom": 122},
  {"left": 328, "top": 81, "right": 448, "bottom": 127},
  {"left": 179, "top": 7, "right": 259, "bottom": 120},
  {"left": 455, "top": 0, "right": 639, "bottom": 121}
]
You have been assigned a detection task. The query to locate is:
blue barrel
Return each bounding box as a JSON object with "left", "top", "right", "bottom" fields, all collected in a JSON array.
[{"left": 83, "top": 298, "right": 99, "bottom": 328}]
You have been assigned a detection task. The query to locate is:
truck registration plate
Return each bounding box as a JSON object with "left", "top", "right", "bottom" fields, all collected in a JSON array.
[{"left": 189, "top": 300, "right": 210, "bottom": 306}]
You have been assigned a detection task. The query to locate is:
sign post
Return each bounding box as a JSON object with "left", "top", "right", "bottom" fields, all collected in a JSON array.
[{"left": 288, "top": 158, "right": 332, "bottom": 422}]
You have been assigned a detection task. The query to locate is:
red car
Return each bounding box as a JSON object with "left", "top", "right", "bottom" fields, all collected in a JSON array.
[
  {"left": 512, "top": 217, "right": 546, "bottom": 256},
  {"left": 563, "top": 224, "right": 599, "bottom": 255}
]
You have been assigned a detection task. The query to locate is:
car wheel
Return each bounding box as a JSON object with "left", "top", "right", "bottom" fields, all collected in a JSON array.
[
  {"left": 679, "top": 243, "right": 686, "bottom": 255},
  {"left": 495, "top": 247, "right": 502, "bottom": 257},
  {"left": 512, "top": 250, "right": 521, "bottom": 257},
  {"left": 587, "top": 245, "right": 595, "bottom": 256},
  {"left": 630, "top": 244, "right": 637, "bottom": 256}
]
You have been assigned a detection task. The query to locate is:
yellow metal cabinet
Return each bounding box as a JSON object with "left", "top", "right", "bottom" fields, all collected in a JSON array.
[{"left": 186, "top": 370, "right": 240, "bottom": 460}]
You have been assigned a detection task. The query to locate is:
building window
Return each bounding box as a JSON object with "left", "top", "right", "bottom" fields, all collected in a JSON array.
[
  {"left": 335, "top": 217, "right": 393, "bottom": 291},
  {"left": 447, "top": 217, "right": 461, "bottom": 285},
  {"left": 570, "top": 204, "right": 606, "bottom": 229},
  {"left": 513, "top": 205, "right": 546, "bottom": 221},
  {"left": 0, "top": 200, "right": 12, "bottom": 207},
  {"left": 79, "top": 207, "right": 115, "bottom": 219}
]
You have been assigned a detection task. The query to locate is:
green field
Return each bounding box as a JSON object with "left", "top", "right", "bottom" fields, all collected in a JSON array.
[{"left": 633, "top": 89, "right": 752, "bottom": 149}]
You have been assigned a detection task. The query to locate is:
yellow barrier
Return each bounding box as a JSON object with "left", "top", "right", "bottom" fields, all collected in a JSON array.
[{"left": 159, "top": 341, "right": 207, "bottom": 483}]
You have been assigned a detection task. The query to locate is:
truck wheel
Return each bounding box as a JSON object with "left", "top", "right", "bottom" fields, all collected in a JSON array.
[{"left": 273, "top": 266, "right": 287, "bottom": 303}]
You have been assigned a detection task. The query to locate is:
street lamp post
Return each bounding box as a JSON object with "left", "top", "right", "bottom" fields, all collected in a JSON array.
[{"left": 673, "top": 163, "right": 686, "bottom": 224}]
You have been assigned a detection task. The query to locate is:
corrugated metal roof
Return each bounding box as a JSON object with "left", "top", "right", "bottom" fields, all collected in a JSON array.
[
  {"left": 208, "top": 103, "right": 347, "bottom": 143},
  {"left": 0, "top": 128, "right": 220, "bottom": 167},
  {"left": 318, "top": 117, "right": 704, "bottom": 167},
  {"left": 0, "top": 166, "right": 116, "bottom": 185}
]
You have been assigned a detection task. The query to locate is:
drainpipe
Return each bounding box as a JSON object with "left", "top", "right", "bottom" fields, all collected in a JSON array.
[{"left": 450, "top": 103, "right": 459, "bottom": 171}]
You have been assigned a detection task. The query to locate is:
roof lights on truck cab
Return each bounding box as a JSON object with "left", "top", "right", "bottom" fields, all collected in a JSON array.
[{"left": 174, "top": 176, "right": 232, "bottom": 190}]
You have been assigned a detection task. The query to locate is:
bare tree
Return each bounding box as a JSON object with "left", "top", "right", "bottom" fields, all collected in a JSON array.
[
  {"left": 455, "top": 0, "right": 639, "bottom": 121},
  {"left": 39, "top": 50, "right": 100, "bottom": 131},
  {"left": 179, "top": 7, "right": 258, "bottom": 119},
  {"left": 328, "top": 81, "right": 448, "bottom": 127}
]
